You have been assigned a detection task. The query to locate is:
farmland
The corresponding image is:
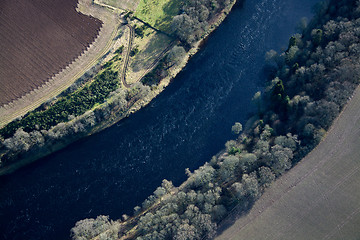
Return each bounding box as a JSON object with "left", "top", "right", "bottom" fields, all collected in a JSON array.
[
  {"left": 0, "top": 0, "right": 102, "bottom": 106},
  {"left": 216, "top": 86, "right": 360, "bottom": 240},
  {"left": 0, "top": 0, "right": 123, "bottom": 127}
]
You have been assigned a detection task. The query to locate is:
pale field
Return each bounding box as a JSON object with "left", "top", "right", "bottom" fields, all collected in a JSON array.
[
  {"left": 0, "top": 0, "right": 122, "bottom": 127},
  {"left": 216, "top": 87, "right": 360, "bottom": 240},
  {"left": 95, "top": 0, "right": 141, "bottom": 11}
]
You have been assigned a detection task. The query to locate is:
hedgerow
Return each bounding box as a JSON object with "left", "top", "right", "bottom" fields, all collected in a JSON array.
[{"left": 0, "top": 68, "right": 118, "bottom": 139}]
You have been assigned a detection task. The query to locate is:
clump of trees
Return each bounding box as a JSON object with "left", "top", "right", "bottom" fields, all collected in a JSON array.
[
  {"left": 0, "top": 80, "right": 150, "bottom": 166},
  {"left": 134, "top": 25, "right": 148, "bottom": 38},
  {"left": 71, "top": 215, "right": 118, "bottom": 240},
  {"left": 262, "top": 0, "right": 360, "bottom": 159},
  {"left": 141, "top": 45, "right": 187, "bottom": 87},
  {"left": 171, "top": 0, "right": 235, "bottom": 45}
]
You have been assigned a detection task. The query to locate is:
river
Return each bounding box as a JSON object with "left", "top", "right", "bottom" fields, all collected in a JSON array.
[{"left": 0, "top": 0, "right": 319, "bottom": 239}]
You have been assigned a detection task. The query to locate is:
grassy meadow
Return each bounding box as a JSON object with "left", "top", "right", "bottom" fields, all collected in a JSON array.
[{"left": 135, "top": 0, "right": 183, "bottom": 33}]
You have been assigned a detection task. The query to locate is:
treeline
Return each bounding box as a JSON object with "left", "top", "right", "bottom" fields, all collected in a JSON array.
[
  {"left": 0, "top": 78, "right": 150, "bottom": 166},
  {"left": 171, "top": 0, "right": 236, "bottom": 45},
  {"left": 262, "top": 0, "right": 360, "bottom": 158},
  {"left": 70, "top": 0, "right": 360, "bottom": 239},
  {"left": 142, "top": 0, "right": 237, "bottom": 87}
]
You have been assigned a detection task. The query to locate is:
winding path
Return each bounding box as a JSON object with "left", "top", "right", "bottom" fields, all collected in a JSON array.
[{"left": 121, "top": 24, "right": 135, "bottom": 88}]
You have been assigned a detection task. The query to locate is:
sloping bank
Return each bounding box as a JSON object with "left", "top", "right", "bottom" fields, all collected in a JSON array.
[
  {"left": 0, "top": 0, "right": 242, "bottom": 175},
  {"left": 69, "top": 0, "right": 360, "bottom": 239}
]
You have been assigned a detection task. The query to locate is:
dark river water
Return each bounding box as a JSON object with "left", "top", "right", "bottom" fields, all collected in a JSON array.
[{"left": 0, "top": 0, "right": 319, "bottom": 239}]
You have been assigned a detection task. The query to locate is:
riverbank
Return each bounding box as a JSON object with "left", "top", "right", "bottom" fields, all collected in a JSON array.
[
  {"left": 0, "top": 1, "right": 323, "bottom": 239},
  {"left": 216, "top": 83, "right": 360, "bottom": 239},
  {"left": 0, "top": 0, "right": 240, "bottom": 176},
  {"left": 70, "top": 0, "right": 360, "bottom": 238}
]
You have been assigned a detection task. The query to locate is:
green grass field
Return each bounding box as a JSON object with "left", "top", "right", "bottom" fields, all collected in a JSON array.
[
  {"left": 216, "top": 87, "right": 360, "bottom": 240},
  {"left": 135, "top": 0, "right": 183, "bottom": 33}
]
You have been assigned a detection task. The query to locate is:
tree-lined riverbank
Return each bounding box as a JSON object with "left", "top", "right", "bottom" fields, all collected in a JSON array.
[{"left": 0, "top": 0, "right": 319, "bottom": 239}]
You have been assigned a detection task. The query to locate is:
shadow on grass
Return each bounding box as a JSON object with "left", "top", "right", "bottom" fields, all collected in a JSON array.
[
  {"left": 135, "top": 0, "right": 183, "bottom": 33},
  {"left": 131, "top": 33, "right": 172, "bottom": 72},
  {"left": 158, "top": 0, "right": 184, "bottom": 33}
]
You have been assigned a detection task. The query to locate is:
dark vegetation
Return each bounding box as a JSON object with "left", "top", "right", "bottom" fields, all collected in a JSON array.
[
  {"left": 115, "top": 45, "right": 124, "bottom": 54},
  {"left": 130, "top": 47, "right": 140, "bottom": 57},
  {"left": 0, "top": 52, "right": 151, "bottom": 165},
  {"left": 71, "top": 0, "right": 360, "bottom": 239},
  {"left": 0, "top": 81, "right": 150, "bottom": 165},
  {"left": 0, "top": 68, "right": 118, "bottom": 139},
  {"left": 134, "top": 25, "right": 148, "bottom": 38},
  {"left": 141, "top": 59, "right": 168, "bottom": 86}
]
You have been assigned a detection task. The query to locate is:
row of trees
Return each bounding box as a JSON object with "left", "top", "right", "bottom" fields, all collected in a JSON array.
[
  {"left": 0, "top": 68, "right": 119, "bottom": 139},
  {"left": 71, "top": 0, "right": 360, "bottom": 239},
  {"left": 0, "top": 82, "right": 150, "bottom": 166},
  {"left": 262, "top": 0, "right": 360, "bottom": 158}
]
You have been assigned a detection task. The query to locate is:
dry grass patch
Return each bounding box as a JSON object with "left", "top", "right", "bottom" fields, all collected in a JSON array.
[
  {"left": 95, "top": 0, "right": 141, "bottom": 11},
  {"left": 125, "top": 21, "right": 173, "bottom": 84}
]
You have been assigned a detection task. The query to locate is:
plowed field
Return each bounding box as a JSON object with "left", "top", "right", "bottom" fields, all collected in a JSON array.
[{"left": 0, "top": 0, "right": 102, "bottom": 106}]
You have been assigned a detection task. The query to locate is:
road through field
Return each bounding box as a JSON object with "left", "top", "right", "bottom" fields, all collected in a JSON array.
[{"left": 216, "top": 86, "right": 360, "bottom": 239}]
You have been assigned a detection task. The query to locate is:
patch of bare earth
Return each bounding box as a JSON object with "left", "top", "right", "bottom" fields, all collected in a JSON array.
[
  {"left": 216, "top": 87, "right": 360, "bottom": 240},
  {"left": 0, "top": 0, "right": 120, "bottom": 127}
]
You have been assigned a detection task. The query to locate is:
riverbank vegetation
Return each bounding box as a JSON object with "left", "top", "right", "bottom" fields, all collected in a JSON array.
[
  {"left": 70, "top": 0, "right": 360, "bottom": 239},
  {"left": 171, "top": 0, "right": 234, "bottom": 45},
  {"left": 0, "top": 0, "right": 238, "bottom": 173},
  {"left": 0, "top": 68, "right": 118, "bottom": 139}
]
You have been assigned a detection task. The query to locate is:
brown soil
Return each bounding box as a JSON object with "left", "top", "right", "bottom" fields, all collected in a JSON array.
[{"left": 0, "top": 0, "right": 102, "bottom": 106}]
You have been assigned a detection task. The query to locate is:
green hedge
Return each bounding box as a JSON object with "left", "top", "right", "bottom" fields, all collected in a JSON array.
[{"left": 0, "top": 69, "right": 118, "bottom": 139}]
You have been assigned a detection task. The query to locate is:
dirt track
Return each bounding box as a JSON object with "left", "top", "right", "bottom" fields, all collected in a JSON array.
[
  {"left": 121, "top": 24, "right": 135, "bottom": 88},
  {"left": 0, "top": 0, "right": 121, "bottom": 127},
  {"left": 216, "top": 86, "right": 360, "bottom": 240}
]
